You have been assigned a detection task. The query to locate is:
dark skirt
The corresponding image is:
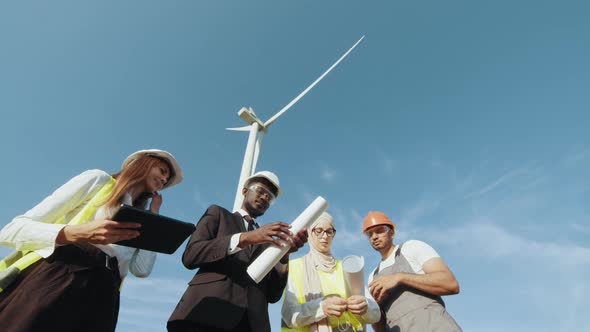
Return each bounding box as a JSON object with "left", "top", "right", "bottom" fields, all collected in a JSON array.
[{"left": 0, "top": 245, "right": 121, "bottom": 332}]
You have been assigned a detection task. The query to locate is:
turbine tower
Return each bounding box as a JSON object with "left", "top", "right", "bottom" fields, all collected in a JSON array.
[{"left": 228, "top": 36, "right": 365, "bottom": 211}]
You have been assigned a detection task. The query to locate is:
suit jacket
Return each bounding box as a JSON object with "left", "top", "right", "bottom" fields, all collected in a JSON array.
[{"left": 168, "top": 205, "right": 288, "bottom": 332}]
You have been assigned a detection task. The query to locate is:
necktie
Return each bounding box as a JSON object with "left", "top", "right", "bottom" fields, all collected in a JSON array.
[
  {"left": 244, "top": 215, "right": 257, "bottom": 231},
  {"left": 244, "top": 215, "right": 257, "bottom": 255}
]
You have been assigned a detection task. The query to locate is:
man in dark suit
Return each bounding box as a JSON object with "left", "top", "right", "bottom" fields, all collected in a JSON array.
[{"left": 168, "top": 171, "right": 308, "bottom": 332}]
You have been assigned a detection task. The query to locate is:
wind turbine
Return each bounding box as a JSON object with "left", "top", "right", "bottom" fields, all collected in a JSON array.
[{"left": 227, "top": 36, "right": 365, "bottom": 211}]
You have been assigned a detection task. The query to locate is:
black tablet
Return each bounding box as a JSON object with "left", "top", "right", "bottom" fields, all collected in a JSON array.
[{"left": 112, "top": 204, "right": 195, "bottom": 254}]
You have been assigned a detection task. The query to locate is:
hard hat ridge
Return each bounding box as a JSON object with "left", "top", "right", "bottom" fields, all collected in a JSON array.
[
  {"left": 362, "top": 211, "right": 395, "bottom": 233},
  {"left": 244, "top": 171, "right": 282, "bottom": 198}
]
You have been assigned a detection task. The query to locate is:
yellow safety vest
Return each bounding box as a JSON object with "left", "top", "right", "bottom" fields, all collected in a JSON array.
[
  {"left": 282, "top": 258, "right": 363, "bottom": 332},
  {"left": 0, "top": 177, "right": 116, "bottom": 292}
]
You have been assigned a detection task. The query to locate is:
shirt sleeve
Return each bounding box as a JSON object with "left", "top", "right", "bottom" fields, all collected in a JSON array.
[
  {"left": 129, "top": 249, "right": 157, "bottom": 277},
  {"left": 401, "top": 240, "right": 440, "bottom": 274},
  {"left": 227, "top": 233, "right": 244, "bottom": 255},
  {"left": 367, "top": 267, "right": 377, "bottom": 284},
  {"left": 281, "top": 273, "right": 326, "bottom": 328},
  {"left": 0, "top": 169, "right": 110, "bottom": 257}
]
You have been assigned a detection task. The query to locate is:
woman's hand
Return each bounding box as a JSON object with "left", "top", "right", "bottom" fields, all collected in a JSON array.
[
  {"left": 56, "top": 219, "right": 141, "bottom": 245},
  {"left": 321, "top": 295, "right": 348, "bottom": 317},
  {"left": 346, "top": 295, "right": 368, "bottom": 316},
  {"left": 150, "top": 192, "right": 162, "bottom": 213}
]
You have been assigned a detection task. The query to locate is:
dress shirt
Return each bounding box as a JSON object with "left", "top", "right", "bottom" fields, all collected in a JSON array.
[{"left": 227, "top": 208, "right": 253, "bottom": 255}]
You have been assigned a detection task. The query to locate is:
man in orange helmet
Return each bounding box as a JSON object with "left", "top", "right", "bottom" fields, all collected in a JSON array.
[{"left": 363, "top": 211, "right": 462, "bottom": 332}]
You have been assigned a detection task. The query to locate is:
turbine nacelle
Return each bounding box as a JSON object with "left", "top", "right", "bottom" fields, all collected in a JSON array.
[
  {"left": 225, "top": 107, "right": 266, "bottom": 132},
  {"left": 238, "top": 107, "right": 265, "bottom": 129}
]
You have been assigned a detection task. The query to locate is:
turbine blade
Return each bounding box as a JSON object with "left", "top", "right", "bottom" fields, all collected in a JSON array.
[
  {"left": 264, "top": 35, "right": 365, "bottom": 128},
  {"left": 226, "top": 125, "right": 253, "bottom": 132}
]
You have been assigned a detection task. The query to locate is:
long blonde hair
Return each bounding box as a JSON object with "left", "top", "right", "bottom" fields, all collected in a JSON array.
[{"left": 102, "top": 155, "right": 171, "bottom": 210}]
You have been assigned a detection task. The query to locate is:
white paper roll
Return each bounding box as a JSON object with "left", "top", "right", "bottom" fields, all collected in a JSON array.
[
  {"left": 342, "top": 255, "right": 365, "bottom": 296},
  {"left": 247, "top": 196, "right": 329, "bottom": 283}
]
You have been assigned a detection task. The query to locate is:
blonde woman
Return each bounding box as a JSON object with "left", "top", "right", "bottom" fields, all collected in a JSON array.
[
  {"left": 281, "top": 212, "right": 380, "bottom": 332},
  {"left": 0, "top": 149, "right": 183, "bottom": 332}
]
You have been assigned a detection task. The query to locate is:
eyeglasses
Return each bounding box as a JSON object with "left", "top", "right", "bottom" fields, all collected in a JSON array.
[
  {"left": 248, "top": 184, "right": 276, "bottom": 203},
  {"left": 312, "top": 227, "right": 336, "bottom": 238},
  {"left": 364, "top": 226, "right": 391, "bottom": 238}
]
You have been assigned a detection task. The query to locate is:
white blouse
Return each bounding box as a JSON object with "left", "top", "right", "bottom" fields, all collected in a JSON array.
[{"left": 0, "top": 169, "right": 156, "bottom": 278}]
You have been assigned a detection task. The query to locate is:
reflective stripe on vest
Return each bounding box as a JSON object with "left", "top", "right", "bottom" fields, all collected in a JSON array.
[
  {"left": 281, "top": 258, "right": 363, "bottom": 332},
  {"left": 0, "top": 177, "right": 116, "bottom": 292}
]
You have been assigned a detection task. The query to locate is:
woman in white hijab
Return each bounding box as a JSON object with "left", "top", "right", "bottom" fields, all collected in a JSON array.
[{"left": 281, "top": 212, "right": 380, "bottom": 332}]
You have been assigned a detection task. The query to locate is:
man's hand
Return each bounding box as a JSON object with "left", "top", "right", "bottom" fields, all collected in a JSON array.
[
  {"left": 321, "top": 295, "right": 348, "bottom": 317},
  {"left": 278, "top": 228, "right": 309, "bottom": 264},
  {"left": 57, "top": 219, "right": 141, "bottom": 245},
  {"left": 150, "top": 192, "right": 163, "bottom": 213},
  {"left": 369, "top": 274, "right": 403, "bottom": 303},
  {"left": 346, "top": 295, "right": 368, "bottom": 316},
  {"left": 239, "top": 221, "right": 292, "bottom": 248},
  {"left": 287, "top": 228, "right": 308, "bottom": 253}
]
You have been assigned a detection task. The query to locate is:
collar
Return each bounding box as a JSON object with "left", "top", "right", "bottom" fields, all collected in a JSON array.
[
  {"left": 122, "top": 192, "right": 133, "bottom": 205},
  {"left": 234, "top": 208, "right": 255, "bottom": 222},
  {"left": 381, "top": 244, "right": 399, "bottom": 262}
]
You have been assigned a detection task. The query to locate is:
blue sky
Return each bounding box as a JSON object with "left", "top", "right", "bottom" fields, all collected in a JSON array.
[{"left": 1, "top": 1, "right": 589, "bottom": 331}]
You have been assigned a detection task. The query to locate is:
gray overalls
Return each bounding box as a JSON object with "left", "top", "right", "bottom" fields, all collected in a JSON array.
[{"left": 373, "top": 245, "right": 462, "bottom": 332}]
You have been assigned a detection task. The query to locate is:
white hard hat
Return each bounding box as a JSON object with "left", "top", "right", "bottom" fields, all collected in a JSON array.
[
  {"left": 122, "top": 149, "right": 183, "bottom": 189},
  {"left": 244, "top": 171, "right": 282, "bottom": 198}
]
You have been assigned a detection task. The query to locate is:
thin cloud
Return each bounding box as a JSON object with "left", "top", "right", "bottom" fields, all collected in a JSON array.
[
  {"left": 320, "top": 164, "right": 336, "bottom": 181},
  {"left": 302, "top": 191, "right": 315, "bottom": 205},
  {"left": 426, "top": 222, "right": 590, "bottom": 266},
  {"left": 328, "top": 206, "right": 364, "bottom": 244},
  {"left": 430, "top": 156, "right": 444, "bottom": 168},
  {"left": 119, "top": 306, "right": 170, "bottom": 319},
  {"left": 570, "top": 223, "right": 590, "bottom": 233},
  {"left": 559, "top": 281, "right": 588, "bottom": 331},
  {"left": 293, "top": 182, "right": 319, "bottom": 206},
  {"left": 118, "top": 311, "right": 168, "bottom": 331},
  {"left": 118, "top": 278, "right": 188, "bottom": 332},
  {"left": 193, "top": 188, "right": 209, "bottom": 211},
  {"left": 121, "top": 277, "right": 188, "bottom": 304},
  {"left": 463, "top": 161, "right": 548, "bottom": 200},
  {"left": 465, "top": 167, "right": 522, "bottom": 199},
  {"left": 398, "top": 198, "right": 441, "bottom": 225},
  {"left": 375, "top": 147, "right": 396, "bottom": 177},
  {"left": 350, "top": 208, "right": 363, "bottom": 225},
  {"left": 563, "top": 148, "right": 590, "bottom": 167}
]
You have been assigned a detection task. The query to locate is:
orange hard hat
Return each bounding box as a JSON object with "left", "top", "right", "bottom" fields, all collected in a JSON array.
[{"left": 362, "top": 211, "right": 396, "bottom": 233}]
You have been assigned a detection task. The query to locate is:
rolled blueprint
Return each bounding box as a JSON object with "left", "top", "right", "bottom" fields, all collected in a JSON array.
[
  {"left": 342, "top": 255, "right": 365, "bottom": 296},
  {"left": 247, "top": 196, "right": 329, "bottom": 283}
]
